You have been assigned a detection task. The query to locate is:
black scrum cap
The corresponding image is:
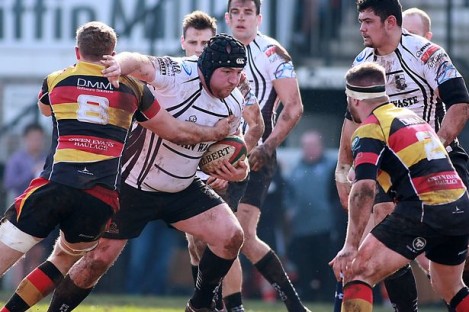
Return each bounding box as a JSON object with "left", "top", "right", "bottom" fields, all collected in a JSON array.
[{"left": 198, "top": 33, "right": 247, "bottom": 94}]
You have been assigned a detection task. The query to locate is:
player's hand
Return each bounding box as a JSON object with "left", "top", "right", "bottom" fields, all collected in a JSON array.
[
  {"left": 329, "top": 245, "right": 357, "bottom": 282},
  {"left": 206, "top": 176, "right": 228, "bottom": 192},
  {"left": 248, "top": 144, "right": 273, "bottom": 171},
  {"left": 101, "top": 55, "right": 121, "bottom": 88},
  {"left": 213, "top": 116, "right": 235, "bottom": 141},
  {"left": 211, "top": 159, "right": 249, "bottom": 182}
]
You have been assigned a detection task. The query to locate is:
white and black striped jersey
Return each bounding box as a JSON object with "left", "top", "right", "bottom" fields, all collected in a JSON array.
[
  {"left": 244, "top": 32, "right": 297, "bottom": 143},
  {"left": 352, "top": 29, "right": 465, "bottom": 132},
  {"left": 121, "top": 56, "right": 244, "bottom": 193}
]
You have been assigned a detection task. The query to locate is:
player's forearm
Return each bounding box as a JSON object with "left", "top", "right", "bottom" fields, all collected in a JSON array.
[
  {"left": 170, "top": 123, "right": 223, "bottom": 145},
  {"left": 243, "top": 106, "right": 265, "bottom": 153},
  {"left": 116, "top": 52, "right": 155, "bottom": 82},
  {"left": 437, "top": 103, "right": 469, "bottom": 146},
  {"left": 346, "top": 181, "right": 376, "bottom": 248},
  {"left": 263, "top": 101, "right": 303, "bottom": 153}
]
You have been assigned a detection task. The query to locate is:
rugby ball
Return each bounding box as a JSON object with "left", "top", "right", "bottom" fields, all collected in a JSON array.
[{"left": 200, "top": 135, "right": 248, "bottom": 175}]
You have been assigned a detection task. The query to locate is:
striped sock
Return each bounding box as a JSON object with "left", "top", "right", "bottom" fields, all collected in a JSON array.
[
  {"left": 1, "top": 261, "right": 64, "bottom": 312},
  {"left": 342, "top": 280, "right": 373, "bottom": 312}
]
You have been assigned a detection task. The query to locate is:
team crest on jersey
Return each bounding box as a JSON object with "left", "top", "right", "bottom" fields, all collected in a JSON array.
[
  {"left": 187, "top": 115, "right": 197, "bottom": 123},
  {"left": 394, "top": 73, "right": 407, "bottom": 90}
]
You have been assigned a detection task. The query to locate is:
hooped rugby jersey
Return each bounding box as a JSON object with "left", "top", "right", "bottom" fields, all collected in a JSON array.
[
  {"left": 244, "top": 32, "right": 297, "bottom": 142},
  {"left": 121, "top": 56, "right": 244, "bottom": 193},
  {"left": 38, "top": 61, "right": 161, "bottom": 190},
  {"left": 352, "top": 103, "right": 466, "bottom": 208},
  {"left": 351, "top": 30, "right": 468, "bottom": 133}
]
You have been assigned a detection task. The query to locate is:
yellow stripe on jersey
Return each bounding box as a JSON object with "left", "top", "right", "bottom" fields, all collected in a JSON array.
[
  {"left": 52, "top": 103, "right": 133, "bottom": 126},
  {"left": 377, "top": 171, "right": 392, "bottom": 192},
  {"left": 395, "top": 141, "right": 428, "bottom": 165},
  {"left": 354, "top": 122, "right": 384, "bottom": 141},
  {"left": 419, "top": 189, "right": 466, "bottom": 205},
  {"left": 54, "top": 149, "right": 117, "bottom": 163}
]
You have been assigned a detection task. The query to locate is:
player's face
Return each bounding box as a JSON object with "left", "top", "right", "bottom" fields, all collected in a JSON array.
[
  {"left": 358, "top": 9, "right": 389, "bottom": 49},
  {"left": 225, "top": 0, "right": 261, "bottom": 45},
  {"left": 181, "top": 27, "right": 214, "bottom": 57},
  {"left": 210, "top": 67, "right": 243, "bottom": 99}
]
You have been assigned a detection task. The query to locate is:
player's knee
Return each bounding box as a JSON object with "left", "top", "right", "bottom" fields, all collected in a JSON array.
[
  {"left": 82, "top": 241, "right": 122, "bottom": 276},
  {"left": 222, "top": 226, "right": 244, "bottom": 253}
]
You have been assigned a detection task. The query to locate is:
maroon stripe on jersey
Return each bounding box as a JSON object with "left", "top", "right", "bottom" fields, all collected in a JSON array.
[
  {"left": 83, "top": 185, "right": 119, "bottom": 213},
  {"left": 412, "top": 171, "right": 464, "bottom": 193},
  {"left": 50, "top": 86, "right": 139, "bottom": 112},
  {"left": 389, "top": 123, "right": 430, "bottom": 153},
  {"left": 363, "top": 114, "right": 379, "bottom": 125},
  {"left": 58, "top": 135, "right": 124, "bottom": 157},
  {"left": 354, "top": 152, "right": 379, "bottom": 167},
  {"left": 140, "top": 99, "right": 161, "bottom": 120}
]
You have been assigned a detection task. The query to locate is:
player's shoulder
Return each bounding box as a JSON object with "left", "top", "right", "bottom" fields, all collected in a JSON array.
[
  {"left": 353, "top": 48, "right": 374, "bottom": 66},
  {"left": 400, "top": 32, "right": 444, "bottom": 64},
  {"left": 252, "top": 32, "right": 292, "bottom": 63}
]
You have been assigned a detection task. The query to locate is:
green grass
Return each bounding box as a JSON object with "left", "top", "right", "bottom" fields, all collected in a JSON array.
[{"left": 0, "top": 293, "right": 446, "bottom": 311}]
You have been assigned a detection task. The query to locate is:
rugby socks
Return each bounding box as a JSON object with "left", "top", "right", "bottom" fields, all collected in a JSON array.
[
  {"left": 214, "top": 282, "right": 225, "bottom": 310},
  {"left": 224, "top": 292, "right": 245, "bottom": 312},
  {"left": 254, "top": 249, "right": 307, "bottom": 312},
  {"left": 189, "top": 248, "right": 235, "bottom": 309},
  {"left": 191, "top": 265, "right": 198, "bottom": 286},
  {"left": 333, "top": 277, "right": 344, "bottom": 312},
  {"left": 1, "top": 261, "right": 64, "bottom": 312},
  {"left": 383, "top": 264, "right": 418, "bottom": 312},
  {"left": 47, "top": 274, "right": 93, "bottom": 312},
  {"left": 450, "top": 287, "right": 469, "bottom": 312},
  {"left": 342, "top": 280, "right": 373, "bottom": 312}
]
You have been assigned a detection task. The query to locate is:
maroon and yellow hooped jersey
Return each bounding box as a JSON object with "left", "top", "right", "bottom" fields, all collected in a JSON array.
[
  {"left": 352, "top": 103, "right": 466, "bottom": 206},
  {"left": 38, "top": 61, "right": 161, "bottom": 190}
]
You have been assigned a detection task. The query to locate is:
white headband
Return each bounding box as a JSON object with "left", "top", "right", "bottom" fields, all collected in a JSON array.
[{"left": 345, "top": 83, "right": 386, "bottom": 100}]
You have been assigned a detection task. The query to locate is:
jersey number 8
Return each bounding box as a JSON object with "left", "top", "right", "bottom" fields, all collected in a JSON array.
[{"left": 77, "top": 94, "right": 110, "bottom": 125}]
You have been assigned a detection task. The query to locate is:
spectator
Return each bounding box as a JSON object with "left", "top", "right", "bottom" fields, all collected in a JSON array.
[
  {"left": 2, "top": 123, "right": 54, "bottom": 291},
  {"left": 286, "top": 130, "right": 336, "bottom": 301}
]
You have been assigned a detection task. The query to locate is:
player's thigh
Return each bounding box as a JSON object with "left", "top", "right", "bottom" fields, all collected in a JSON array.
[{"left": 173, "top": 203, "right": 241, "bottom": 246}]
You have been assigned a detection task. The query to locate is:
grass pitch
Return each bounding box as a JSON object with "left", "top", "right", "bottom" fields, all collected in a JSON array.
[{"left": 0, "top": 293, "right": 446, "bottom": 311}]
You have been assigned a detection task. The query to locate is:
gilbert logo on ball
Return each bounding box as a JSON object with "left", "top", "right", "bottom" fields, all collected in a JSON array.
[{"left": 200, "top": 135, "right": 248, "bottom": 175}]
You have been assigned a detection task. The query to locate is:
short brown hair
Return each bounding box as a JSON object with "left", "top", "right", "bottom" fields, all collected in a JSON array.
[
  {"left": 227, "top": 0, "right": 262, "bottom": 15},
  {"left": 182, "top": 11, "right": 217, "bottom": 38},
  {"left": 346, "top": 62, "right": 386, "bottom": 87},
  {"left": 76, "top": 21, "right": 117, "bottom": 61}
]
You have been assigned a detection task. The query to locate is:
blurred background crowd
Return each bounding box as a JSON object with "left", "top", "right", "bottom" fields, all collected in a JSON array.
[{"left": 0, "top": 0, "right": 468, "bottom": 305}]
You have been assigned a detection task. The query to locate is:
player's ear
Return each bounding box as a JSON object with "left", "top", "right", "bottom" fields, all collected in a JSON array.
[
  {"left": 75, "top": 47, "right": 81, "bottom": 60},
  {"left": 225, "top": 12, "right": 231, "bottom": 25},
  {"left": 180, "top": 35, "right": 186, "bottom": 50},
  {"left": 257, "top": 13, "right": 262, "bottom": 27}
]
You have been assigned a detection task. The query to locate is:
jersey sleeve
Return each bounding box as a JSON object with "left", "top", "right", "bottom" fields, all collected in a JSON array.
[
  {"left": 352, "top": 119, "right": 386, "bottom": 181},
  {"left": 134, "top": 85, "right": 161, "bottom": 122},
  {"left": 38, "top": 76, "right": 50, "bottom": 104},
  {"left": 421, "top": 44, "right": 465, "bottom": 96},
  {"left": 263, "top": 44, "right": 297, "bottom": 81},
  {"left": 149, "top": 56, "right": 182, "bottom": 90}
]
